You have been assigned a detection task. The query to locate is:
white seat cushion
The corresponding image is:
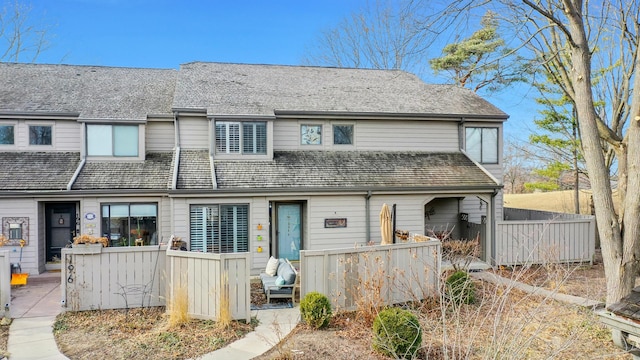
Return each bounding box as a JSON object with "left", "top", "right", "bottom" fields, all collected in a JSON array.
[{"left": 265, "top": 256, "right": 279, "bottom": 276}]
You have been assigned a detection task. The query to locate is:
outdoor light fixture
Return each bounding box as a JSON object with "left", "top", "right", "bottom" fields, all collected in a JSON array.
[{"left": 58, "top": 215, "right": 65, "bottom": 225}]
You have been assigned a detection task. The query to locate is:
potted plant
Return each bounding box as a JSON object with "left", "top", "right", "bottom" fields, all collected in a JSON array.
[{"left": 72, "top": 234, "right": 108, "bottom": 254}]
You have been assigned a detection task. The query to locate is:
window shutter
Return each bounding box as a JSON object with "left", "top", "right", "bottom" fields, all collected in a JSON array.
[
  {"left": 190, "top": 206, "right": 206, "bottom": 252},
  {"left": 215, "top": 123, "right": 226, "bottom": 153},
  {"left": 219, "top": 205, "right": 248, "bottom": 253},
  {"left": 242, "top": 122, "right": 267, "bottom": 154}
]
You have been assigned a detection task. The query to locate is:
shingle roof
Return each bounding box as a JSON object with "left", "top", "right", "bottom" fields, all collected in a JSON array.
[
  {"left": 176, "top": 150, "right": 213, "bottom": 189},
  {"left": 173, "top": 62, "right": 507, "bottom": 117},
  {"left": 72, "top": 152, "right": 173, "bottom": 190},
  {"left": 0, "top": 63, "right": 176, "bottom": 120},
  {"left": 213, "top": 151, "right": 498, "bottom": 190},
  {"left": 0, "top": 152, "right": 80, "bottom": 190}
]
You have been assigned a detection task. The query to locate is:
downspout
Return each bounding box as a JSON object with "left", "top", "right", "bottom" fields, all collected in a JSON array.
[
  {"left": 67, "top": 122, "right": 87, "bottom": 190},
  {"left": 171, "top": 112, "right": 180, "bottom": 190},
  {"left": 209, "top": 117, "right": 217, "bottom": 189},
  {"left": 489, "top": 190, "right": 498, "bottom": 265},
  {"left": 365, "top": 190, "right": 372, "bottom": 243},
  {"left": 458, "top": 117, "right": 466, "bottom": 150}
]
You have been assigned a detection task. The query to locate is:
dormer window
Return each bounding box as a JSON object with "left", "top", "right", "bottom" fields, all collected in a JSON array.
[
  {"left": 0, "top": 125, "right": 14, "bottom": 145},
  {"left": 29, "top": 125, "right": 52, "bottom": 145},
  {"left": 215, "top": 121, "right": 266, "bottom": 155},
  {"left": 87, "top": 124, "right": 139, "bottom": 157}
]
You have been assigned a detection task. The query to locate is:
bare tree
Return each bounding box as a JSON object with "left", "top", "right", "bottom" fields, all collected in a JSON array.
[
  {"left": 503, "top": 141, "right": 533, "bottom": 194},
  {"left": 0, "top": 0, "right": 52, "bottom": 62},
  {"left": 303, "top": 0, "right": 467, "bottom": 73}
]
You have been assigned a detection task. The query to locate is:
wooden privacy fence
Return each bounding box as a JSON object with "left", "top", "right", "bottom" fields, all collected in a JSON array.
[
  {"left": 300, "top": 241, "right": 441, "bottom": 311},
  {"left": 61, "top": 245, "right": 251, "bottom": 323},
  {"left": 494, "top": 209, "right": 596, "bottom": 266},
  {"left": 62, "top": 245, "right": 167, "bottom": 311},
  {"left": 166, "top": 249, "right": 250, "bottom": 323}
]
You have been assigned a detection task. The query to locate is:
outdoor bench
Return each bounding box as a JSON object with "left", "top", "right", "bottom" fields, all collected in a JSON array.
[{"left": 259, "top": 258, "right": 299, "bottom": 303}]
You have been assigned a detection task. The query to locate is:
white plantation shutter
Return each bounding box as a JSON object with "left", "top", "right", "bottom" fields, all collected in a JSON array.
[
  {"left": 190, "top": 205, "right": 246, "bottom": 253},
  {"left": 220, "top": 205, "right": 249, "bottom": 253},
  {"left": 242, "top": 122, "right": 267, "bottom": 154},
  {"left": 215, "top": 122, "right": 240, "bottom": 154}
]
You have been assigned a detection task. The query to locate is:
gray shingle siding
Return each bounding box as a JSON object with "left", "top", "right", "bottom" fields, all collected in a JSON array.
[
  {"left": 213, "top": 151, "right": 498, "bottom": 190},
  {"left": 0, "top": 152, "right": 80, "bottom": 190}
]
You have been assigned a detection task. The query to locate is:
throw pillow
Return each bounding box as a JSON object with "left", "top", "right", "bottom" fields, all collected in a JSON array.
[
  {"left": 275, "top": 276, "right": 285, "bottom": 286},
  {"left": 265, "top": 256, "right": 279, "bottom": 276}
]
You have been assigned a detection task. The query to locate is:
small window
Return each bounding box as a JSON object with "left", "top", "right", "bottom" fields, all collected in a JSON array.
[
  {"left": 301, "top": 124, "right": 322, "bottom": 145},
  {"left": 29, "top": 125, "right": 52, "bottom": 145},
  {"left": 87, "top": 124, "right": 139, "bottom": 157},
  {"left": 333, "top": 124, "right": 354, "bottom": 145},
  {"left": 216, "top": 121, "right": 267, "bottom": 155},
  {"left": 465, "top": 127, "right": 498, "bottom": 164},
  {"left": 0, "top": 125, "right": 14, "bottom": 145}
]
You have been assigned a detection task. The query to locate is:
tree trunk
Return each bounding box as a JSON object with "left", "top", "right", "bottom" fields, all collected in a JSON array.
[{"left": 562, "top": 0, "right": 630, "bottom": 305}]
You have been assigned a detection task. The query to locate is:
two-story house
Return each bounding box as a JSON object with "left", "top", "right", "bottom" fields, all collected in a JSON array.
[{"left": 0, "top": 62, "right": 507, "bottom": 275}]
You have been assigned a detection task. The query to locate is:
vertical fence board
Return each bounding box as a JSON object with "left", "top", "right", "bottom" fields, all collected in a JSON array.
[{"left": 300, "top": 242, "right": 441, "bottom": 311}]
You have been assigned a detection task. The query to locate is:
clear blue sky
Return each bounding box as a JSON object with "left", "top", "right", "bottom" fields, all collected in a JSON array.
[{"left": 26, "top": 0, "right": 535, "bottom": 141}]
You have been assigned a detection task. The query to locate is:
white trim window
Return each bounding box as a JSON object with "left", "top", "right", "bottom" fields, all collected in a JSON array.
[
  {"left": 333, "top": 124, "right": 354, "bottom": 145},
  {"left": 215, "top": 121, "right": 266, "bottom": 155},
  {"left": 87, "top": 124, "right": 139, "bottom": 157},
  {"left": 29, "top": 125, "right": 52, "bottom": 145},
  {"left": 465, "top": 127, "right": 498, "bottom": 164},
  {"left": 0, "top": 125, "right": 14, "bottom": 145},
  {"left": 190, "top": 204, "right": 249, "bottom": 253}
]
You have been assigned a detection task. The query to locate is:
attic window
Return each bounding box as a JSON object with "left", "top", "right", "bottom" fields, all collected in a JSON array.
[
  {"left": 87, "top": 124, "right": 139, "bottom": 157},
  {"left": 29, "top": 125, "right": 52, "bottom": 145},
  {"left": 215, "top": 121, "right": 266, "bottom": 155},
  {"left": 0, "top": 125, "right": 14, "bottom": 145}
]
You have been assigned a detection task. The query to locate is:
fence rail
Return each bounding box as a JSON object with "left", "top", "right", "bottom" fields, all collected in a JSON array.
[
  {"left": 495, "top": 208, "right": 596, "bottom": 266},
  {"left": 300, "top": 241, "right": 441, "bottom": 311}
]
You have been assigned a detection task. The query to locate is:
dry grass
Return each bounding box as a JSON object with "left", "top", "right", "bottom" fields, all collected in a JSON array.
[
  {"left": 167, "top": 283, "right": 189, "bottom": 328},
  {"left": 256, "top": 256, "right": 630, "bottom": 360},
  {"left": 53, "top": 307, "right": 256, "bottom": 360},
  {"left": 504, "top": 189, "right": 622, "bottom": 215},
  {"left": 0, "top": 323, "right": 9, "bottom": 358}
]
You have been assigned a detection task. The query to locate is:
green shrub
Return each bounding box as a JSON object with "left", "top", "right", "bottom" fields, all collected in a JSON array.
[
  {"left": 445, "top": 270, "right": 476, "bottom": 305},
  {"left": 372, "top": 307, "right": 422, "bottom": 359},
  {"left": 299, "top": 291, "right": 332, "bottom": 329}
]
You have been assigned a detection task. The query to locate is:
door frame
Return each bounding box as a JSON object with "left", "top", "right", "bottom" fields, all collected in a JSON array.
[
  {"left": 270, "top": 201, "right": 306, "bottom": 260},
  {"left": 44, "top": 202, "right": 79, "bottom": 264}
]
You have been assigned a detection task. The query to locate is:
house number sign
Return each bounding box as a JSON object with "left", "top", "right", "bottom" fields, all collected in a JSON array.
[{"left": 324, "top": 218, "right": 347, "bottom": 228}]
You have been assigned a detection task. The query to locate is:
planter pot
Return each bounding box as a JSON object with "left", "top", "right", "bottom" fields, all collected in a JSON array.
[{"left": 72, "top": 243, "right": 103, "bottom": 254}]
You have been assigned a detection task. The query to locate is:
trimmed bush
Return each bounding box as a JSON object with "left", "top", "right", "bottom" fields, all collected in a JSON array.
[
  {"left": 372, "top": 307, "right": 422, "bottom": 359},
  {"left": 299, "top": 291, "right": 332, "bottom": 329},
  {"left": 445, "top": 270, "right": 476, "bottom": 305}
]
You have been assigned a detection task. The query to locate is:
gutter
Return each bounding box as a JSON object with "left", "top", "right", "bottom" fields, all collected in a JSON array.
[{"left": 274, "top": 110, "right": 509, "bottom": 121}]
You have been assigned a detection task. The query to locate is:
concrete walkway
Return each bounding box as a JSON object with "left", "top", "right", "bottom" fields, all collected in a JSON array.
[{"left": 6, "top": 272, "right": 299, "bottom": 360}]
